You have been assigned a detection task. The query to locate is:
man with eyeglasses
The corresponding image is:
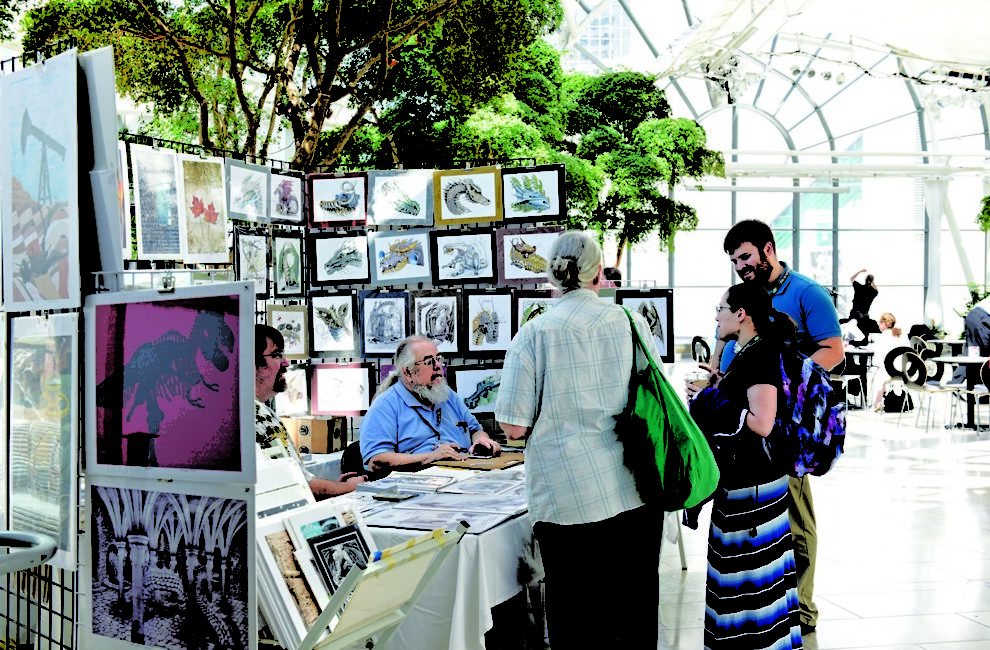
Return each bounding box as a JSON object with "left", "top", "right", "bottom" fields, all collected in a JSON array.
[
  {"left": 360, "top": 335, "right": 501, "bottom": 473},
  {"left": 255, "top": 324, "right": 365, "bottom": 498}
]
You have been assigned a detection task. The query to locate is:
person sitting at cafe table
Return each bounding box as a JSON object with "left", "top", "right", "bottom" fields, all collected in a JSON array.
[{"left": 359, "top": 335, "right": 501, "bottom": 472}]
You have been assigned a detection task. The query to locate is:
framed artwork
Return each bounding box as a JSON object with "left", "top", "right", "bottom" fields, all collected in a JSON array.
[
  {"left": 369, "top": 228, "right": 432, "bottom": 286},
  {"left": 448, "top": 364, "right": 503, "bottom": 414},
  {"left": 117, "top": 141, "right": 133, "bottom": 260},
  {"left": 616, "top": 289, "right": 674, "bottom": 364},
  {"left": 309, "top": 232, "right": 370, "bottom": 287},
  {"left": 85, "top": 283, "right": 255, "bottom": 483},
  {"left": 270, "top": 172, "right": 306, "bottom": 226},
  {"left": 359, "top": 290, "right": 409, "bottom": 357},
  {"left": 8, "top": 313, "right": 79, "bottom": 569},
  {"left": 501, "top": 164, "right": 566, "bottom": 222},
  {"left": 274, "top": 365, "right": 309, "bottom": 417},
  {"left": 177, "top": 154, "right": 229, "bottom": 263},
  {"left": 379, "top": 363, "right": 396, "bottom": 385},
  {"left": 130, "top": 144, "right": 184, "bottom": 261},
  {"left": 513, "top": 289, "right": 556, "bottom": 334},
  {"left": 495, "top": 226, "right": 564, "bottom": 286},
  {"left": 273, "top": 229, "right": 305, "bottom": 298},
  {"left": 462, "top": 289, "right": 513, "bottom": 355},
  {"left": 311, "top": 363, "right": 373, "bottom": 416},
  {"left": 227, "top": 159, "right": 271, "bottom": 223},
  {"left": 367, "top": 169, "right": 434, "bottom": 226},
  {"left": 267, "top": 303, "right": 309, "bottom": 360},
  {"left": 233, "top": 226, "right": 269, "bottom": 298},
  {"left": 1, "top": 49, "right": 81, "bottom": 311},
  {"left": 83, "top": 477, "right": 255, "bottom": 650},
  {"left": 308, "top": 172, "right": 368, "bottom": 228},
  {"left": 411, "top": 290, "right": 460, "bottom": 354},
  {"left": 433, "top": 166, "right": 502, "bottom": 225},
  {"left": 310, "top": 292, "right": 358, "bottom": 356},
  {"left": 429, "top": 229, "right": 496, "bottom": 285}
]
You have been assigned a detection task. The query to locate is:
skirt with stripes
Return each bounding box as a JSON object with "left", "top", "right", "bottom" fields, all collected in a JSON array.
[{"left": 704, "top": 474, "right": 803, "bottom": 650}]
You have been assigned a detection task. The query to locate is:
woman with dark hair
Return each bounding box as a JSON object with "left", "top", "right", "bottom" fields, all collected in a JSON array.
[
  {"left": 686, "top": 282, "right": 803, "bottom": 648},
  {"left": 844, "top": 269, "right": 879, "bottom": 338}
]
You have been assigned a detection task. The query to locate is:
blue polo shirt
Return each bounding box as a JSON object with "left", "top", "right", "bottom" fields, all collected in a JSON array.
[
  {"left": 359, "top": 382, "right": 481, "bottom": 466},
  {"left": 720, "top": 263, "right": 841, "bottom": 371}
]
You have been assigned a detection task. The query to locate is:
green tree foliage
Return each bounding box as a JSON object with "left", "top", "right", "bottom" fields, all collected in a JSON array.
[
  {"left": 19, "top": 0, "right": 562, "bottom": 170},
  {"left": 0, "top": 0, "right": 17, "bottom": 41},
  {"left": 563, "top": 70, "right": 724, "bottom": 264}
]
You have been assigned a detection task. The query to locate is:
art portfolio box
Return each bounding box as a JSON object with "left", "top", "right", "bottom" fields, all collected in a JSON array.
[{"left": 283, "top": 417, "right": 347, "bottom": 454}]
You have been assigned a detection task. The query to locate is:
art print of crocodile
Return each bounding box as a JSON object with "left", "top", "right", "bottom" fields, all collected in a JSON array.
[
  {"left": 471, "top": 303, "right": 500, "bottom": 345},
  {"left": 367, "top": 301, "right": 402, "bottom": 344},
  {"left": 509, "top": 175, "right": 552, "bottom": 213},
  {"left": 234, "top": 175, "right": 264, "bottom": 216},
  {"left": 443, "top": 179, "right": 491, "bottom": 215},
  {"left": 324, "top": 241, "right": 363, "bottom": 276},
  {"left": 464, "top": 375, "right": 500, "bottom": 409},
  {"left": 380, "top": 181, "right": 421, "bottom": 216},
  {"left": 379, "top": 238, "right": 425, "bottom": 274},
  {"left": 442, "top": 241, "right": 488, "bottom": 277},
  {"left": 509, "top": 237, "right": 548, "bottom": 274},
  {"left": 639, "top": 302, "right": 665, "bottom": 347},
  {"left": 320, "top": 181, "right": 360, "bottom": 215},
  {"left": 420, "top": 302, "right": 454, "bottom": 344},
  {"left": 315, "top": 305, "right": 351, "bottom": 341}
]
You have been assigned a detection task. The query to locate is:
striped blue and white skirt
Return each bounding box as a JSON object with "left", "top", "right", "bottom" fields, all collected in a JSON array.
[{"left": 704, "top": 474, "right": 803, "bottom": 650}]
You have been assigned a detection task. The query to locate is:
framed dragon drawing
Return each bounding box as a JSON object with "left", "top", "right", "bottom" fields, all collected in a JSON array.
[
  {"left": 500, "top": 163, "right": 565, "bottom": 222},
  {"left": 368, "top": 228, "right": 432, "bottom": 286},
  {"left": 447, "top": 364, "right": 503, "bottom": 414},
  {"left": 494, "top": 225, "right": 564, "bottom": 286},
  {"left": 226, "top": 159, "right": 271, "bottom": 224},
  {"left": 429, "top": 228, "right": 496, "bottom": 285},
  {"left": 616, "top": 288, "right": 674, "bottom": 364},
  {"left": 461, "top": 288, "right": 513, "bottom": 356},
  {"left": 308, "top": 231, "right": 370, "bottom": 287},
  {"left": 308, "top": 172, "right": 368, "bottom": 228},
  {"left": 433, "top": 166, "right": 503, "bottom": 226},
  {"left": 367, "top": 169, "right": 434, "bottom": 226}
]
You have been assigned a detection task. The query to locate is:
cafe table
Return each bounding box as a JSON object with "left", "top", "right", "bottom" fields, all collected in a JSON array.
[{"left": 929, "top": 355, "right": 989, "bottom": 429}]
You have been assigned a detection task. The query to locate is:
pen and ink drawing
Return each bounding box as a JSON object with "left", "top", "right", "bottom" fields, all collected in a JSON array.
[
  {"left": 178, "top": 155, "right": 228, "bottom": 263},
  {"left": 131, "top": 143, "right": 183, "bottom": 260},
  {"left": 91, "top": 291, "right": 246, "bottom": 477},
  {"left": 495, "top": 226, "right": 564, "bottom": 285},
  {"left": 616, "top": 289, "right": 675, "bottom": 363},
  {"left": 233, "top": 227, "right": 269, "bottom": 298},
  {"left": 8, "top": 314, "right": 78, "bottom": 569},
  {"left": 369, "top": 229, "right": 432, "bottom": 285},
  {"left": 311, "top": 364, "right": 372, "bottom": 415},
  {"left": 1, "top": 50, "right": 81, "bottom": 310},
  {"left": 226, "top": 160, "right": 270, "bottom": 223},
  {"left": 88, "top": 484, "right": 252, "bottom": 649},
  {"left": 274, "top": 367, "right": 309, "bottom": 417},
  {"left": 430, "top": 229, "right": 496, "bottom": 284},
  {"left": 464, "top": 290, "right": 513, "bottom": 354},
  {"left": 433, "top": 167, "right": 503, "bottom": 225},
  {"left": 412, "top": 291, "right": 459, "bottom": 354},
  {"left": 308, "top": 525, "right": 371, "bottom": 595},
  {"left": 359, "top": 290, "right": 408, "bottom": 356},
  {"left": 449, "top": 365, "right": 502, "bottom": 413},
  {"left": 308, "top": 173, "right": 368, "bottom": 227},
  {"left": 516, "top": 294, "right": 558, "bottom": 332},
  {"left": 310, "top": 293, "right": 357, "bottom": 354},
  {"left": 270, "top": 174, "right": 304, "bottom": 225},
  {"left": 273, "top": 231, "right": 304, "bottom": 298},
  {"left": 500, "top": 164, "right": 565, "bottom": 222},
  {"left": 309, "top": 233, "right": 370, "bottom": 286},
  {"left": 267, "top": 304, "right": 308, "bottom": 360},
  {"left": 368, "top": 170, "right": 433, "bottom": 226}
]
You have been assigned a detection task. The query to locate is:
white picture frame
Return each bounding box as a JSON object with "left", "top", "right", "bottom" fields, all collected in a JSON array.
[
  {"left": 369, "top": 228, "right": 432, "bottom": 286},
  {"left": 177, "top": 153, "right": 229, "bottom": 264},
  {"left": 131, "top": 143, "right": 184, "bottom": 260},
  {"left": 367, "top": 169, "right": 434, "bottom": 226},
  {"left": 227, "top": 159, "right": 271, "bottom": 223}
]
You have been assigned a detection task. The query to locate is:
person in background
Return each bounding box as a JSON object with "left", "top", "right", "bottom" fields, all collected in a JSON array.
[
  {"left": 711, "top": 219, "right": 842, "bottom": 637},
  {"left": 602, "top": 266, "right": 622, "bottom": 287},
  {"left": 359, "top": 335, "right": 500, "bottom": 472},
  {"left": 496, "top": 230, "right": 663, "bottom": 649},
  {"left": 870, "top": 312, "right": 905, "bottom": 410},
  {"left": 842, "top": 269, "right": 880, "bottom": 343},
  {"left": 255, "top": 324, "right": 365, "bottom": 499},
  {"left": 687, "top": 283, "right": 802, "bottom": 649}
]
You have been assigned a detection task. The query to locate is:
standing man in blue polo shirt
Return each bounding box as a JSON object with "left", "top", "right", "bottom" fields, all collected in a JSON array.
[
  {"left": 360, "top": 335, "right": 501, "bottom": 472},
  {"left": 711, "top": 219, "right": 843, "bottom": 637}
]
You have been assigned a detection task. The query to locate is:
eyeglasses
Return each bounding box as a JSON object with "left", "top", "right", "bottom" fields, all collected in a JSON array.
[
  {"left": 263, "top": 351, "right": 284, "bottom": 360},
  {"left": 715, "top": 305, "right": 732, "bottom": 315},
  {"left": 413, "top": 354, "right": 445, "bottom": 368}
]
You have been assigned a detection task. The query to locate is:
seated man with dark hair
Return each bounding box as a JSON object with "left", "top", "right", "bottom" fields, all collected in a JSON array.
[
  {"left": 360, "top": 335, "right": 501, "bottom": 472},
  {"left": 255, "top": 324, "right": 365, "bottom": 499}
]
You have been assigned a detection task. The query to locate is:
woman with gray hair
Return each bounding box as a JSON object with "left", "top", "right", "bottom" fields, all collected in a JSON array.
[{"left": 496, "top": 230, "right": 665, "bottom": 649}]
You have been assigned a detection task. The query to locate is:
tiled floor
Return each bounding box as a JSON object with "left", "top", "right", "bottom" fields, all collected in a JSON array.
[{"left": 657, "top": 398, "right": 990, "bottom": 649}]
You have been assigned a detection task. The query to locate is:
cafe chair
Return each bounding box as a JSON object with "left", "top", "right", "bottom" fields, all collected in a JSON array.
[
  {"left": 910, "top": 335, "right": 929, "bottom": 353},
  {"left": 949, "top": 359, "right": 990, "bottom": 430},
  {"left": 828, "top": 358, "right": 866, "bottom": 410},
  {"left": 897, "top": 351, "right": 964, "bottom": 432},
  {"left": 691, "top": 336, "right": 711, "bottom": 365}
]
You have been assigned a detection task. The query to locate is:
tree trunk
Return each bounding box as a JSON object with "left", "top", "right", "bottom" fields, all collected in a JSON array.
[{"left": 614, "top": 232, "right": 628, "bottom": 268}]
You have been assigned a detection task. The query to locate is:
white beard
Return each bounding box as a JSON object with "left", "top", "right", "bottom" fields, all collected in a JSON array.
[{"left": 410, "top": 381, "right": 451, "bottom": 405}]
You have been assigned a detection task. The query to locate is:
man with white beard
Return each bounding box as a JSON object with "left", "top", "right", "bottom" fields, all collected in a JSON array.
[{"left": 360, "top": 335, "right": 501, "bottom": 472}]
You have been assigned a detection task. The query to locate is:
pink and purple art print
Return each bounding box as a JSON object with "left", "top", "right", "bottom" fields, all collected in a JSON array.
[{"left": 91, "top": 294, "right": 243, "bottom": 475}]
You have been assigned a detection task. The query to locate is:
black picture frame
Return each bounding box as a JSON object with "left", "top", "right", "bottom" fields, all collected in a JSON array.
[
  {"left": 308, "top": 172, "right": 368, "bottom": 228},
  {"left": 310, "top": 291, "right": 359, "bottom": 358},
  {"left": 410, "top": 289, "right": 461, "bottom": 355},
  {"left": 272, "top": 229, "right": 305, "bottom": 298},
  {"left": 447, "top": 363, "right": 503, "bottom": 414},
  {"left": 269, "top": 171, "right": 306, "bottom": 226},
  {"left": 512, "top": 289, "right": 556, "bottom": 336},
  {"left": 233, "top": 225, "right": 269, "bottom": 298},
  {"left": 616, "top": 288, "right": 675, "bottom": 364},
  {"left": 461, "top": 288, "right": 514, "bottom": 356},
  {"left": 358, "top": 289, "right": 410, "bottom": 357},
  {"left": 308, "top": 231, "right": 371, "bottom": 287},
  {"left": 429, "top": 228, "right": 497, "bottom": 285},
  {"left": 500, "top": 163, "right": 566, "bottom": 222}
]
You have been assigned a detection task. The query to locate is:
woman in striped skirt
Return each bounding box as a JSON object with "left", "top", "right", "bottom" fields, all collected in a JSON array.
[{"left": 687, "top": 282, "right": 803, "bottom": 649}]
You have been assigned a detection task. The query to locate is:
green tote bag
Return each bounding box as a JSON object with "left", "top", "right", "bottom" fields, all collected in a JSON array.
[{"left": 614, "top": 308, "right": 720, "bottom": 511}]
